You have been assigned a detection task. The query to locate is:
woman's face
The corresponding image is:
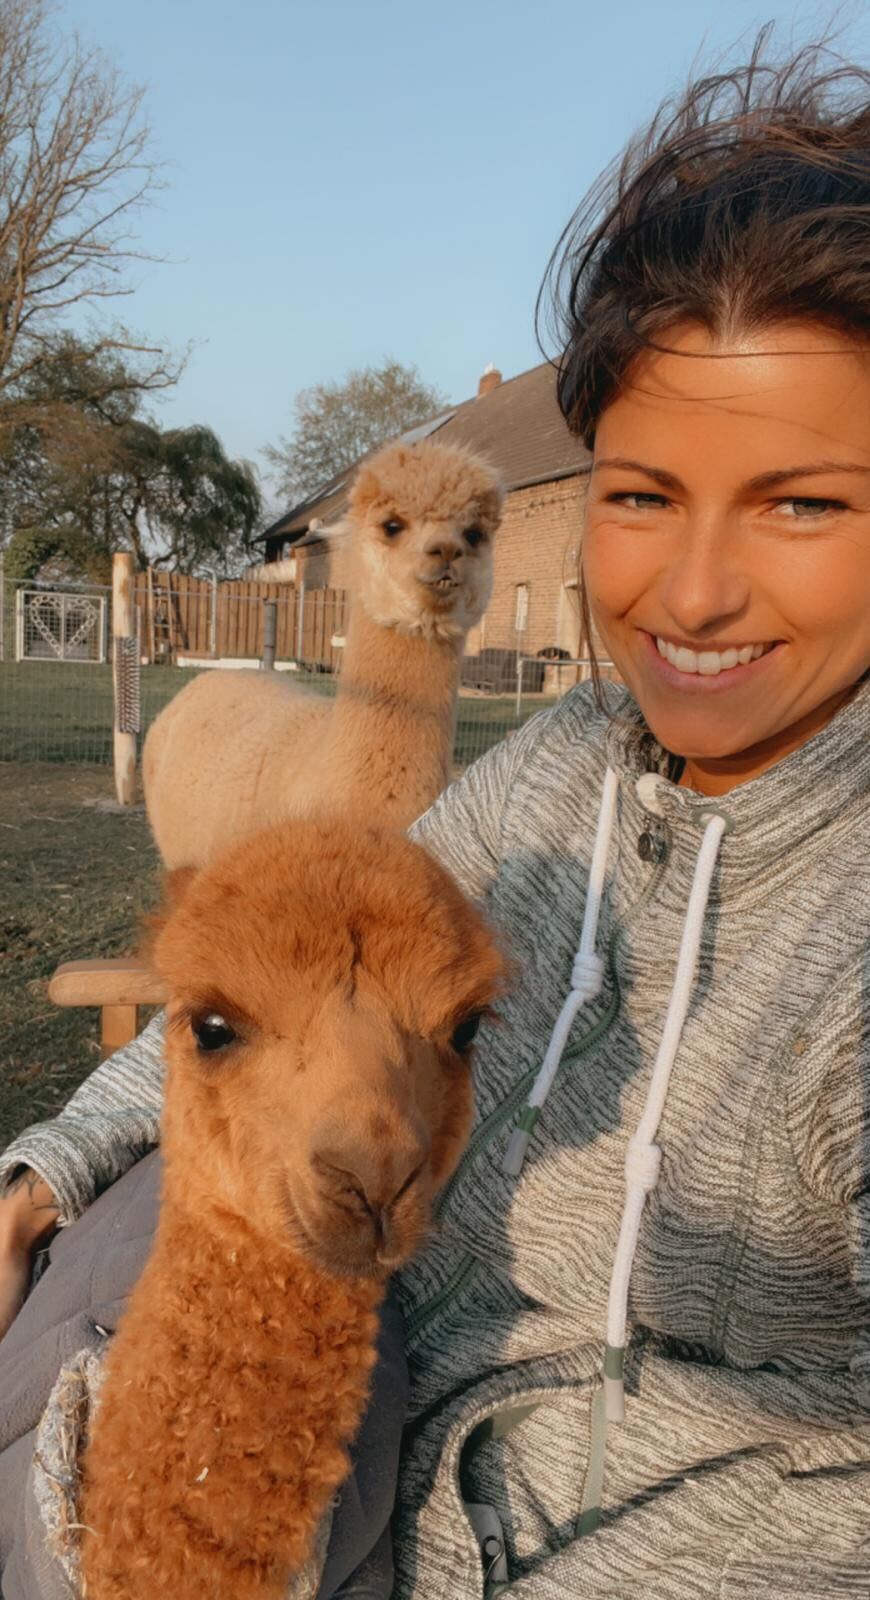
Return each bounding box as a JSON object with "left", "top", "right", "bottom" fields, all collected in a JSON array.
[{"left": 584, "top": 321, "right": 870, "bottom": 792}]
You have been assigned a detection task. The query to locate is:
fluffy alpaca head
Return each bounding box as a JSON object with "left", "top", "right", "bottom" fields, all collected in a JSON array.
[
  {"left": 151, "top": 819, "right": 506, "bottom": 1278},
  {"left": 345, "top": 439, "right": 503, "bottom": 640}
]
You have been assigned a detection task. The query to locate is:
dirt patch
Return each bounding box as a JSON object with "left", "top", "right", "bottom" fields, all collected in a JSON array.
[{"left": 0, "top": 765, "right": 160, "bottom": 1146}]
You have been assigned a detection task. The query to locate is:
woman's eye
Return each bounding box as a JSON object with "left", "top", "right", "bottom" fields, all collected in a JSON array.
[
  {"left": 777, "top": 497, "right": 845, "bottom": 519},
  {"left": 382, "top": 518, "right": 404, "bottom": 537},
  {"left": 192, "top": 1012, "right": 237, "bottom": 1053},
  {"left": 608, "top": 492, "right": 670, "bottom": 511},
  {"left": 451, "top": 1013, "right": 482, "bottom": 1053}
]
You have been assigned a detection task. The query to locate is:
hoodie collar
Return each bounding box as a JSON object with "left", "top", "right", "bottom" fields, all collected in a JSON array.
[{"left": 604, "top": 675, "right": 870, "bottom": 884}]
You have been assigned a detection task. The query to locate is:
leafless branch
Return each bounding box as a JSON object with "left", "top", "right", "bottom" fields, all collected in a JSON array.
[{"left": 0, "top": 0, "right": 170, "bottom": 402}]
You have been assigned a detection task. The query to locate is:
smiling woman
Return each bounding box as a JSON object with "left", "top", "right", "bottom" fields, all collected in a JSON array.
[
  {"left": 544, "top": 38, "right": 870, "bottom": 791},
  {"left": 584, "top": 321, "right": 870, "bottom": 790}
]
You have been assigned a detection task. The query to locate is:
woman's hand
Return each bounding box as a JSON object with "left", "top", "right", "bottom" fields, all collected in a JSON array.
[{"left": 0, "top": 1169, "right": 60, "bottom": 1339}]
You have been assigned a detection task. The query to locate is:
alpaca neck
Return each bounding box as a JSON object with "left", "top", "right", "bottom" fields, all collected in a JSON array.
[
  {"left": 82, "top": 1180, "right": 384, "bottom": 1600},
  {"left": 326, "top": 602, "right": 464, "bottom": 825},
  {"left": 148, "top": 1192, "right": 385, "bottom": 1512},
  {"left": 157, "top": 1187, "right": 382, "bottom": 1333}
]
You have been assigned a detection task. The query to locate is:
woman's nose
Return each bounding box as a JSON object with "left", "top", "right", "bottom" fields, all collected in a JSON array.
[{"left": 657, "top": 525, "right": 750, "bottom": 635}]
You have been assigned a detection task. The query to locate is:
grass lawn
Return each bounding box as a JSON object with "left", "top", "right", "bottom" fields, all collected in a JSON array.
[
  {"left": 0, "top": 660, "right": 554, "bottom": 767},
  {"left": 0, "top": 662, "right": 200, "bottom": 764},
  {"left": 0, "top": 664, "right": 558, "bottom": 1143},
  {"left": 0, "top": 764, "right": 160, "bottom": 1147}
]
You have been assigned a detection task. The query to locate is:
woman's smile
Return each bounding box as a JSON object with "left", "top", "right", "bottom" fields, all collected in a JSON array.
[{"left": 639, "top": 629, "right": 784, "bottom": 692}]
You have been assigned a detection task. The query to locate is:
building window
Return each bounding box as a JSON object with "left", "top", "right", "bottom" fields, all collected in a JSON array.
[{"left": 514, "top": 582, "right": 529, "bottom": 635}]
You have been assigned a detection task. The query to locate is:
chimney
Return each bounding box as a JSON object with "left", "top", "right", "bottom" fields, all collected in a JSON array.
[{"left": 477, "top": 363, "right": 502, "bottom": 398}]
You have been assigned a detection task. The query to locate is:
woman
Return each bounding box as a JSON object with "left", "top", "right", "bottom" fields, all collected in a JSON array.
[{"left": 1, "top": 37, "right": 869, "bottom": 1600}]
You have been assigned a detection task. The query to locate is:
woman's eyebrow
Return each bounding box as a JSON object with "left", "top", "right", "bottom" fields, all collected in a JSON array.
[
  {"left": 592, "top": 456, "right": 684, "bottom": 490},
  {"left": 743, "top": 461, "right": 870, "bottom": 491},
  {"left": 592, "top": 456, "right": 870, "bottom": 493}
]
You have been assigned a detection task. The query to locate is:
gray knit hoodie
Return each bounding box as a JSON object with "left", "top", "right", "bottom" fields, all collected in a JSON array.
[{"left": 2, "top": 679, "right": 869, "bottom": 1599}]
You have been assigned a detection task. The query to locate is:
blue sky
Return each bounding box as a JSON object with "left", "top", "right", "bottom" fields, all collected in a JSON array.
[{"left": 61, "top": 0, "right": 870, "bottom": 512}]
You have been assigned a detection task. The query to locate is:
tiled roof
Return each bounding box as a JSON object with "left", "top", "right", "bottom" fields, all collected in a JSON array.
[
  {"left": 255, "top": 363, "right": 589, "bottom": 545},
  {"left": 438, "top": 363, "right": 589, "bottom": 490}
]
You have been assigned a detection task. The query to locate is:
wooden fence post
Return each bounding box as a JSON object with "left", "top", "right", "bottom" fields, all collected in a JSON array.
[
  {"left": 261, "top": 599, "right": 277, "bottom": 670},
  {"left": 295, "top": 581, "right": 306, "bottom": 663},
  {"left": 112, "top": 552, "right": 138, "bottom": 806}
]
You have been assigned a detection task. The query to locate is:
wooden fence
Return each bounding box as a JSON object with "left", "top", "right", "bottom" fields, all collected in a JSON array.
[{"left": 135, "top": 571, "right": 348, "bottom": 671}]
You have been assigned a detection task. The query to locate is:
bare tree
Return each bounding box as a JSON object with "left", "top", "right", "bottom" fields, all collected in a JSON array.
[
  {"left": 0, "top": 0, "right": 177, "bottom": 440},
  {"left": 264, "top": 358, "right": 449, "bottom": 505}
]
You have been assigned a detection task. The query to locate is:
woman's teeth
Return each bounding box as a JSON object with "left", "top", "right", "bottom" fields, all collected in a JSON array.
[{"left": 655, "top": 637, "right": 767, "bottom": 676}]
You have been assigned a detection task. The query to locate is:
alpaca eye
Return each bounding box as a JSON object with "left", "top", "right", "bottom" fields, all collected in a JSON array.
[
  {"left": 382, "top": 518, "right": 404, "bottom": 537},
  {"left": 192, "top": 1013, "right": 237, "bottom": 1053},
  {"left": 451, "top": 1013, "right": 482, "bottom": 1053},
  {"left": 463, "top": 526, "right": 485, "bottom": 548}
]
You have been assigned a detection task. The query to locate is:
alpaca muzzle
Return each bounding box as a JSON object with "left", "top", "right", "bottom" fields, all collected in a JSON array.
[
  {"left": 418, "top": 564, "right": 461, "bottom": 592},
  {"left": 291, "top": 1129, "right": 431, "bottom": 1276}
]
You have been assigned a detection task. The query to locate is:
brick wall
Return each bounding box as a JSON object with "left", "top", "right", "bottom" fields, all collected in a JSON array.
[{"left": 467, "top": 473, "right": 589, "bottom": 657}]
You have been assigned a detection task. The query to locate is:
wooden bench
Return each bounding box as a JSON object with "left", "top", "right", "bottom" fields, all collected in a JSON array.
[{"left": 49, "top": 958, "right": 166, "bottom": 1059}]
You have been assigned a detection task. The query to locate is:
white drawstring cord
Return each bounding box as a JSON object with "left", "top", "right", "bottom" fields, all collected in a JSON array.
[
  {"left": 503, "top": 766, "right": 619, "bottom": 1178},
  {"left": 602, "top": 809, "right": 727, "bottom": 1422},
  {"left": 497, "top": 765, "right": 728, "bottom": 1538}
]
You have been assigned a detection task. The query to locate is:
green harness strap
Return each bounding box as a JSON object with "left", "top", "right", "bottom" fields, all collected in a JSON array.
[
  {"left": 461, "top": 1374, "right": 611, "bottom": 1596},
  {"left": 462, "top": 1401, "right": 542, "bottom": 1458},
  {"left": 575, "top": 1383, "right": 608, "bottom": 1537}
]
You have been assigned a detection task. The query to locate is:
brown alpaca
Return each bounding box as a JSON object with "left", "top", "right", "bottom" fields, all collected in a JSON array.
[
  {"left": 143, "top": 439, "right": 504, "bottom": 870},
  {"left": 79, "top": 819, "right": 504, "bottom": 1600}
]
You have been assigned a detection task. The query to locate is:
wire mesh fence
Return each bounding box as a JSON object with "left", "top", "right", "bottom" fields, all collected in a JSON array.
[
  {"left": 0, "top": 573, "right": 611, "bottom": 776},
  {"left": 0, "top": 579, "right": 115, "bottom": 764}
]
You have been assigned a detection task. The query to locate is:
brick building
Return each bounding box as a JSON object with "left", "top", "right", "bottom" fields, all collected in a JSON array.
[{"left": 253, "top": 363, "right": 594, "bottom": 670}]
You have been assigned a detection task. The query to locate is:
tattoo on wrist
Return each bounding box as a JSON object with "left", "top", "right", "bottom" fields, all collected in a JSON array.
[{"left": 6, "top": 1168, "right": 58, "bottom": 1218}]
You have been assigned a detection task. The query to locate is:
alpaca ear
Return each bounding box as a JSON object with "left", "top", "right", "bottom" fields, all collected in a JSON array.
[
  {"left": 323, "top": 514, "right": 351, "bottom": 544},
  {"left": 348, "top": 462, "right": 384, "bottom": 517},
  {"left": 478, "top": 478, "right": 505, "bottom": 532}
]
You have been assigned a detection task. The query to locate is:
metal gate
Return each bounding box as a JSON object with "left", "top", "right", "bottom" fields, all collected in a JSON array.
[{"left": 15, "top": 588, "right": 108, "bottom": 663}]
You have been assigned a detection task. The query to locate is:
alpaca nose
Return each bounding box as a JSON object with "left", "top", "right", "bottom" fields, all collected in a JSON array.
[
  {"left": 313, "top": 1137, "right": 427, "bottom": 1220},
  {"left": 423, "top": 534, "right": 463, "bottom": 564}
]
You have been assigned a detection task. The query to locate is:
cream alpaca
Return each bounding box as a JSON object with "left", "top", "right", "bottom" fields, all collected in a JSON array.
[
  {"left": 79, "top": 817, "right": 504, "bottom": 1600},
  {"left": 143, "top": 440, "right": 503, "bottom": 869}
]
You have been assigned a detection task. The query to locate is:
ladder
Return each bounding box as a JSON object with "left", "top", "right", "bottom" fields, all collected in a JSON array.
[{"left": 146, "top": 568, "right": 177, "bottom": 663}]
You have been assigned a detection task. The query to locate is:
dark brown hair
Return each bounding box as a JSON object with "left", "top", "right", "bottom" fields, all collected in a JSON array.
[{"left": 537, "top": 29, "right": 870, "bottom": 681}]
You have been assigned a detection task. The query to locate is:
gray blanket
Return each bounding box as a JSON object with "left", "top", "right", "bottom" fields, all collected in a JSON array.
[{"left": 0, "top": 1150, "right": 406, "bottom": 1600}]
